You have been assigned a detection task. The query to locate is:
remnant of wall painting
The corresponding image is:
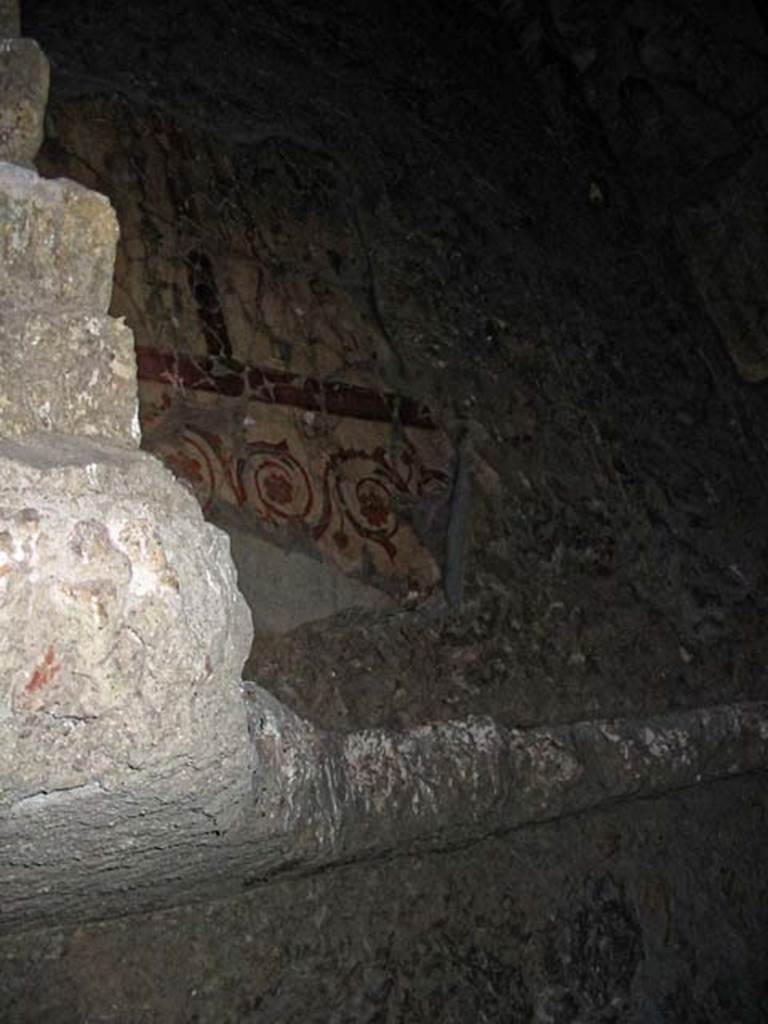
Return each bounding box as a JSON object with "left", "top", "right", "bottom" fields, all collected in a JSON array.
[
  {"left": 37, "top": 97, "right": 455, "bottom": 598},
  {"left": 138, "top": 346, "right": 452, "bottom": 596}
]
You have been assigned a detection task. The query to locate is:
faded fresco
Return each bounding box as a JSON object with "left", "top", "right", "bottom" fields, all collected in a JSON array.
[
  {"left": 38, "top": 98, "right": 454, "bottom": 603},
  {"left": 138, "top": 346, "right": 452, "bottom": 594}
]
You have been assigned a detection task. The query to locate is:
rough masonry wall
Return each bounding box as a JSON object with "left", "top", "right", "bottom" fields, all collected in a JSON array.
[{"left": 497, "top": 0, "right": 768, "bottom": 382}]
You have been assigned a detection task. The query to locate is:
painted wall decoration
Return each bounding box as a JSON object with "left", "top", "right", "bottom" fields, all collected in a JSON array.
[
  {"left": 37, "top": 96, "right": 455, "bottom": 603},
  {"left": 138, "top": 346, "right": 452, "bottom": 596}
]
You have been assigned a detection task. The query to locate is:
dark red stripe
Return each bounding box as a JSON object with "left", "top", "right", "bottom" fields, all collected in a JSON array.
[{"left": 135, "top": 346, "right": 435, "bottom": 429}]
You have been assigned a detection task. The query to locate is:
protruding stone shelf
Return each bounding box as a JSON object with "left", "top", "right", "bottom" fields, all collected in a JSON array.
[
  {"left": 1, "top": 683, "right": 766, "bottom": 932},
  {"left": 247, "top": 692, "right": 768, "bottom": 865}
]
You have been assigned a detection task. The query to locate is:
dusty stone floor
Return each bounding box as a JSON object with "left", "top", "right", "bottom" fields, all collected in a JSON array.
[{"left": 4, "top": 0, "right": 768, "bottom": 1018}]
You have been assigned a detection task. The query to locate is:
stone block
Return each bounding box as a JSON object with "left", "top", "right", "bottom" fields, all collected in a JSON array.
[
  {"left": 0, "top": 38, "right": 49, "bottom": 165},
  {"left": 0, "top": 1, "right": 20, "bottom": 37},
  {"left": 0, "top": 163, "right": 118, "bottom": 314},
  {"left": 0, "top": 312, "right": 140, "bottom": 445},
  {"left": 0, "top": 434, "right": 253, "bottom": 826}
]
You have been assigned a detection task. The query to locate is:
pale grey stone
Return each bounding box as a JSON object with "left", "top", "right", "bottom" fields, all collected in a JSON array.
[
  {"left": 225, "top": 523, "right": 392, "bottom": 635},
  {"left": 0, "top": 433, "right": 253, "bottom": 848},
  {"left": 0, "top": 312, "right": 140, "bottom": 445},
  {"left": 0, "top": 163, "right": 118, "bottom": 314},
  {"left": 3, "top": 637, "right": 768, "bottom": 931},
  {"left": 0, "top": 38, "right": 49, "bottom": 165},
  {"left": 249, "top": 695, "right": 768, "bottom": 859}
]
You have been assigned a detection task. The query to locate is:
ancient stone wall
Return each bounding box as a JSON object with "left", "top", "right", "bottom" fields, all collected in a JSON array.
[
  {"left": 2, "top": 2, "right": 768, "bottom": 1018},
  {"left": 36, "top": 99, "right": 456, "bottom": 634},
  {"left": 26, "top": 0, "right": 768, "bottom": 736}
]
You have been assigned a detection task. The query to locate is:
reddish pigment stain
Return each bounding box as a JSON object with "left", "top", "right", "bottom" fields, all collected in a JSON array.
[
  {"left": 26, "top": 645, "right": 59, "bottom": 693},
  {"left": 165, "top": 451, "right": 204, "bottom": 485},
  {"left": 264, "top": 471, "right": 293, "bottom": 506}
]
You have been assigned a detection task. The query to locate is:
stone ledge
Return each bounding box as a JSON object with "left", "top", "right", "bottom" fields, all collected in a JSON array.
[
  {"left": 0, "top": 312, "right": 140, "bottom": 445},
  {"left": 250, "top": 692, "right": 768, "bottom": 857},
  {"left": 0, "top": 162, "right": 118, "bottom": 314},
  {"left": 1, "top": 682, "right": 766, "bottom": 932},
  {"left": 0, "top": 433, "right": 203, "bottom": 508}
]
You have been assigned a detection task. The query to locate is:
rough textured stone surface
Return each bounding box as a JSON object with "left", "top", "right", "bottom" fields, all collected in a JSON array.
[
  {"left": 2, "top": 772, "right": 767, "bottom": 1023},
  {"left": 2, "top": 669, "right": 766, "bottom": 931},
  {"left": 33, "top": 4, "right": 768, "bottom": 732},
  {"left": 0, "top": 39, "right": 48, "bottom": 166},
  {"left": 225, "top": 522, "right": 392, "bottom": 635},
  {"left": 0, "top": 1, "right": 19, "bottom": 38},
  {"left": 0, "top": 163, "right": 117, "bottom": 313},
  {"left": 496, "top": 0, "right": 768, "bottom": 383},
  {"left": 0, "top": 312, "right": 140, "bottom": 444},
  {"left": 247, "top": 690, "right": 768, "bottom": 861},
  {"left": 9, "top": 0, "right": 768, "bottom": 1015},
  {"left": 675, "top": 146, "right": 768, "bottom": 381},
  {"left": 0, "top": 434, "right": 253, "bottom": 920}
]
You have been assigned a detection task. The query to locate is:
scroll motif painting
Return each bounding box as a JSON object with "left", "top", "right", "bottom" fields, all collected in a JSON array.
[{"left": 138, "top": 347, "right": 453, "bottom": 598}]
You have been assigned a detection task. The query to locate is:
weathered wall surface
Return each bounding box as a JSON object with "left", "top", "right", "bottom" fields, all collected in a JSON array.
[
  {"left": 498, "top": 0, "right": 768, "bottom": 381},
  {"left": 3, "top": 0, "right": 768, "bottom": 1018},
  {"left": 0, "top": 1, "right": 19, "bottom": 36},
  {"left": 29, "top": 0, "right": 768, "bottom": 731},
  {"left": 0, "top": 37, "right": 45, "bottom": 165},
  {"left": 36, "top": 99, "right": 455, "bottom": 633}
]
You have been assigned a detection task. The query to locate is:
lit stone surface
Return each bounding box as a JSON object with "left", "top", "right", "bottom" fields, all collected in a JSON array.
[
  {"left": 0, "top": 26, "right": 258, "bottom": 932},
  {"left": 0, "top": 312, "right": 140, "bottom": 445},
  {"left": 0, "top": 163, "right": 118, "bottom": 313},
  {"left": 0, "top": 433, "right": 252, "bottom": 799},
  {"left": 0, "top": 38, "right": 49, "bottom": 166}
]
